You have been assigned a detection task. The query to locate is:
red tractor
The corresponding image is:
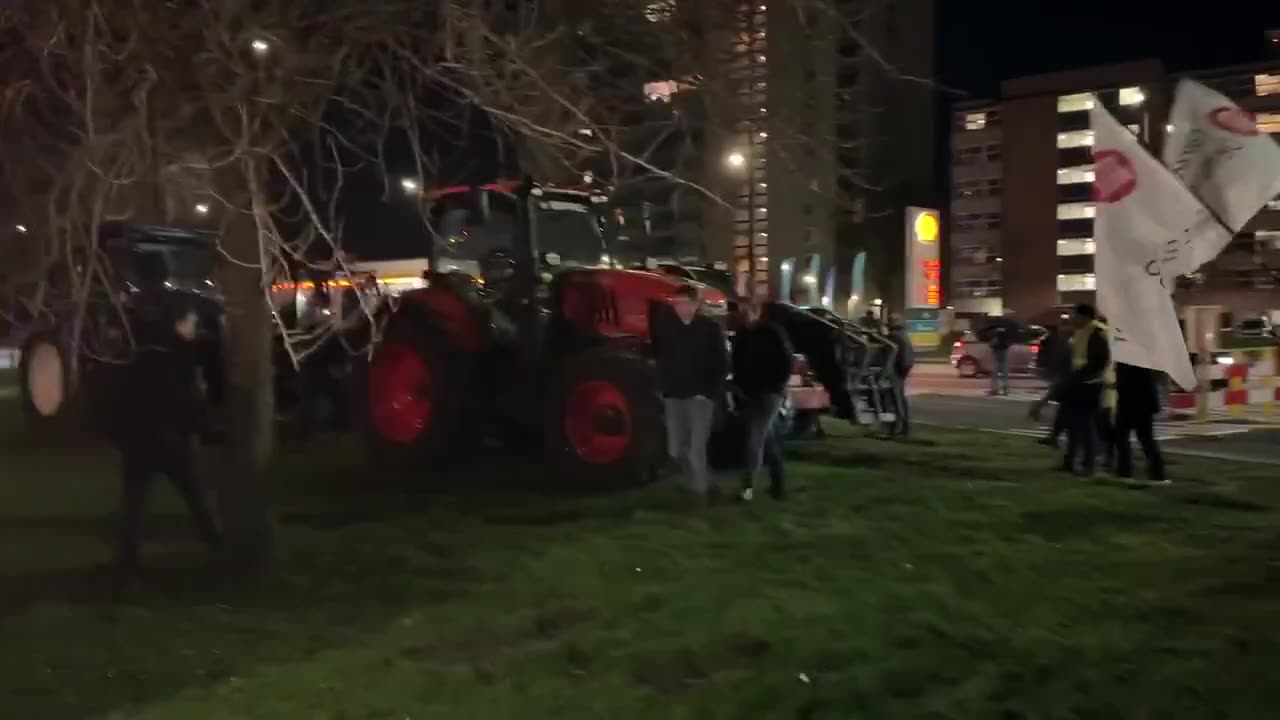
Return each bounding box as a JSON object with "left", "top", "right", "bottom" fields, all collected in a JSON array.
[
  {"left": 358, "top": 179, "right": 858, "bottom": 484},
  {"left": 359, "top": 180, "right": 733, "bottom": 484}
]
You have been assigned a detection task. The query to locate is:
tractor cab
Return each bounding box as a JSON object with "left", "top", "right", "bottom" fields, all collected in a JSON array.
[
  {"left": 19, "top": 223, "right": 225, "bottom": 428},
  {"left": 428, "top": 181, "right": 611, "bottom": 282}
]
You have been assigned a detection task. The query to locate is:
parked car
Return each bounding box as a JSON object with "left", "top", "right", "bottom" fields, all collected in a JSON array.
[
  {"left": 1234, "top": 317, "right": 1275, "bottom": 338},
  {"left": 950, "top": 326, "right": 1045, "bottom": 378}
]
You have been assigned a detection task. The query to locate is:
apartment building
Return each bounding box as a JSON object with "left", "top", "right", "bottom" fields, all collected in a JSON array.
[
  {"left": 683, "top": 0, "right": 934, "bottom": 309},
  {"left": 948, "top": 59, "right": 1280, "bottom": 321}
]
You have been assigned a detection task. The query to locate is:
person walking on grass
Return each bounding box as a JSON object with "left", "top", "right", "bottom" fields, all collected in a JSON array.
[
  {"left": 114, "top": 297, "right": 222, "bottom": 575},
  {"left": 1031, "top": 321, "right": 1074, "bottom": 447},
  {"left": 732, "top": 299, "right": 794, "bottom": 502},
  {"left": 1113, "top": 362, "right": 1168, "bottom": 485},
  {"left": 1059, "top": 303, "right": 1112, "bottom": 477},
  {"left": 887, "top": 313, "right": 915, "bottom": 437},
  {"left": 650, "top": 284, "right": 729, "bottom": 502}
]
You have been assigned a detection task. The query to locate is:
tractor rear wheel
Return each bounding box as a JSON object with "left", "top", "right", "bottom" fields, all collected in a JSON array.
[
  {"left": 547, "top": 348, "right": 663, "bottom": 488},
  {"left": 360, "top": 317, "right": 467, "bottom": 468}
]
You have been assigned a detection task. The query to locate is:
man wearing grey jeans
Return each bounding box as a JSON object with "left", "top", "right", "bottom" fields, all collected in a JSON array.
[{"left": 650, "top": 284, "right": 729, "bottom": 498}]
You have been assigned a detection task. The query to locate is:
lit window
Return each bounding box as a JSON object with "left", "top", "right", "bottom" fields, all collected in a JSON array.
[
  {"left": 1056, "top": 238, "right": 1096, "bottom": 256},
  {"left": 1257, "top": 112, "right": 1280, "bottom": 134},
  {"left": 1057, "top": 165, "right": 1095, "bottom": 185},
  {"left": 1057, "top": 130, "right": 1094, "bottom": 148},
  {"left": 1255, "top": 74, "right": 1280, "bottom": 96},
  {"left": 1118, "top": 86, "right": 1145, "bottom": 106},
  {"left": 1057, "top": 273, "right": 1097, "bottom": 292},
  {"left": 964, "top": 112, "right": 987, "bottom": 130},
  {"left": 1057, "top": 202, "right": 1096, "bottom": 220},
  {"left": 1057, "top": 93, "right": 1095, "bottom": 113}
]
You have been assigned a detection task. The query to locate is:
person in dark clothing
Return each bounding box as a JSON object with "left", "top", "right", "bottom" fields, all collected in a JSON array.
[
  {"left": 731, "top": 299, "right": 794, "bottom": 501},
  {"left": 887, "top": 313, "right": 915, "bottom": 436},
  {"left": 1060, "top": 304, "right": 1112, "bottom": 476},
  {"left": 980, "top": 312, "right": 1016, "bottom": 396},
  {"left": 1113, "top": 362, "right": 1168, "bottom": 484},
  {"left": 1031, "top": 322, "right": 1074, "bottom": 447},
  {"left": 650, "top": 284, "right": 729, "bottom": 498},
  {"left": 115, "top": 297, "right": 222, "bottom": 573}
]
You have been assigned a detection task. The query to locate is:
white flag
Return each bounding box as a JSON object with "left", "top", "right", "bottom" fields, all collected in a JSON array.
[
  {"left": 1091, "top": 104, "right": 1198, "bottom": 390},
  {"left": 1164, "top": 78, "right": 1280, "bottom": 257}
]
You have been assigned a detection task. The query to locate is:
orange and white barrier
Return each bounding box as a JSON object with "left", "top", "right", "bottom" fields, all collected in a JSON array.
[{"left": 1167, "top": 347, "right": 1280, "bottom": 417}]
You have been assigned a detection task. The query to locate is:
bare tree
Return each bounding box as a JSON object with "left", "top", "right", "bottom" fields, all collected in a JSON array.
[{"left": 0, "top": 0, "right": 932, "bottom": 578}]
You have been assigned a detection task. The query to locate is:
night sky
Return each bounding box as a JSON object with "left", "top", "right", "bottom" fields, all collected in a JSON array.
[{"left": 938, "top": 3, "right": 1280, "bottom": 99}]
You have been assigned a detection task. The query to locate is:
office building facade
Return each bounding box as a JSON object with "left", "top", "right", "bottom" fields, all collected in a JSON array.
[{"left": 948, "top": 59, "right": 1280, "bottom": 322}]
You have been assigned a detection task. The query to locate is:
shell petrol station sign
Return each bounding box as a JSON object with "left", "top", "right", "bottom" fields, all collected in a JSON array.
[
  {"left": 905, "top": 207, "right": 941, "bottom": 309},
  {"left": 904, "top": 207, "right": 943, "bottom": 351}
]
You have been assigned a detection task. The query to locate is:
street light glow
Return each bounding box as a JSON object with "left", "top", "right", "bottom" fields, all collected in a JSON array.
[
  {"left": 250, "top": 39, "right": 270, "bottom": 55},
  {"left": 15, "top": 224, "right": 27, "bottom": 233},
  {"left": 802, "top": 273, "right": 817, "bottom": 286},
  {"left": 194, "top": 203, "right": 210, "bottom": 215},
  {"left": 726, "top": 151, "right": 746, "bottom": 168},
  {"left": 400, "top": 177, "right": 420, "bottom": 194}
]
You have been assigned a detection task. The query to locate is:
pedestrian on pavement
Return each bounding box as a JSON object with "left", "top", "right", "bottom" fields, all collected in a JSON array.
[
  {"left": 1113, "top": 362, "right": 1168, "bottom": 484},
  {"left": 731, "top": 299, "right": 794, "bottom": 501},
  {"left": 979, "top": 310, "right": 1015, "bottom": 396},
  {"left": 650, "top": 284, "right": 730, "bottom": 501},
  {"left": 860, "top": 309, "right": 881, "bottom": 333},
  {"left": 887, "top": 313, "right": 915, "bottom": 436},
  {"left": 1060, "top": 303, "right": 1112, "bottom": 476},
  {"left": 114, "top": 296, "right": 223, "bottom": 574}
]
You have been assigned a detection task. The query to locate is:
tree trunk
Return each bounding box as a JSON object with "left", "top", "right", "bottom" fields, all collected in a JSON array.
[{"left": 216, "top": 185, "right": 276, "bottom": 581}]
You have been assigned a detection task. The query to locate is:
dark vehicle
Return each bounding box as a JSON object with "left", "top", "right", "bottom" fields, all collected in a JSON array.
[
  {"left": 357, "top": 180, "right": 852, "bottom": 484},
  {"left": 18, "top": 223, "right": 226, "bottom": 431}
]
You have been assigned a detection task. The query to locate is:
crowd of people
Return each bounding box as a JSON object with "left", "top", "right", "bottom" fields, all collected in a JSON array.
[{"left": 1029, "top": 303, "right": 1167, "bottom": 484}]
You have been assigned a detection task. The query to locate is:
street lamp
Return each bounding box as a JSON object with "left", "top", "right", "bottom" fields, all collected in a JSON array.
[
  {"left": 400, "top": 177, "right": 420, "bottom": 195},
  {"left": 250, "top": 38, "right": 270, "bottom": 56},
  {"left": 14, "top": 224, "right": 27, "bottom": 233},
  {"left": 725, "top": 151, "right": 746, "bottom": 168},
  {"left": 194, "top": 203, "right": 210, "bottom": 216},
  {"left": 802, "top": 273, "right": 817, "bottom": 286}
]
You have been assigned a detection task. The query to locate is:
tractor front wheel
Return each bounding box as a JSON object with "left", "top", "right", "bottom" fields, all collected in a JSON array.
[{"left": 547, "top": 349, "right": 663, "bottom": 488}]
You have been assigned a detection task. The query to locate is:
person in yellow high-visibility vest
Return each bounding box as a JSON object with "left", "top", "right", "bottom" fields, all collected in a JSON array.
[{"left": 1060, "top": 304, "right": 1112, "bottom": 476}]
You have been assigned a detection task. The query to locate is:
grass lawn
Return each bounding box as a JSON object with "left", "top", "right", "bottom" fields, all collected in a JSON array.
[{"left": 3, "top": 402, "right": 1280, "bottom": 719}]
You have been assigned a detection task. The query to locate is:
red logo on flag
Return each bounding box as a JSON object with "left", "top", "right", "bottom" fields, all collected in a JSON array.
[
  {"left": 1091, "top": 149, "right": 1137, "bottom": 203},
  {"left": 1208, "top": 106, "right": 1259, "bottom": 136}
]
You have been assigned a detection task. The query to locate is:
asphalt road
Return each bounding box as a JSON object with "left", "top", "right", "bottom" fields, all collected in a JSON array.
[{"left": 907, "top": 360, "right": 1280, "bottom": 465}]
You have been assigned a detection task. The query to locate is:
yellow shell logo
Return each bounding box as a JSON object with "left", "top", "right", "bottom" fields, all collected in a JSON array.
[{"left": 914, "top": 212, "right": 939, "bottom": 244}]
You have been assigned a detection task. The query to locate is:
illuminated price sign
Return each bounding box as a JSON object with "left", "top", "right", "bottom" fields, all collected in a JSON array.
[{"left": 905, "top": 207, "right": 942, "bottom": 310}]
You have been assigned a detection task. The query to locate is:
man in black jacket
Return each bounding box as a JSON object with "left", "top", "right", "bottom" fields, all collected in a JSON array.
[
  {"left": 115, "top": 296, "right": 223, "bottom": 573},
  {"left": 732, "top": 300, "right": 794, "bottom": 501},
  {"left": 1113, "top": 362, "right": 1168, "bottom": 484},
  {"left": 650, "top": 284, "right": 729, "bottom": 499}
]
